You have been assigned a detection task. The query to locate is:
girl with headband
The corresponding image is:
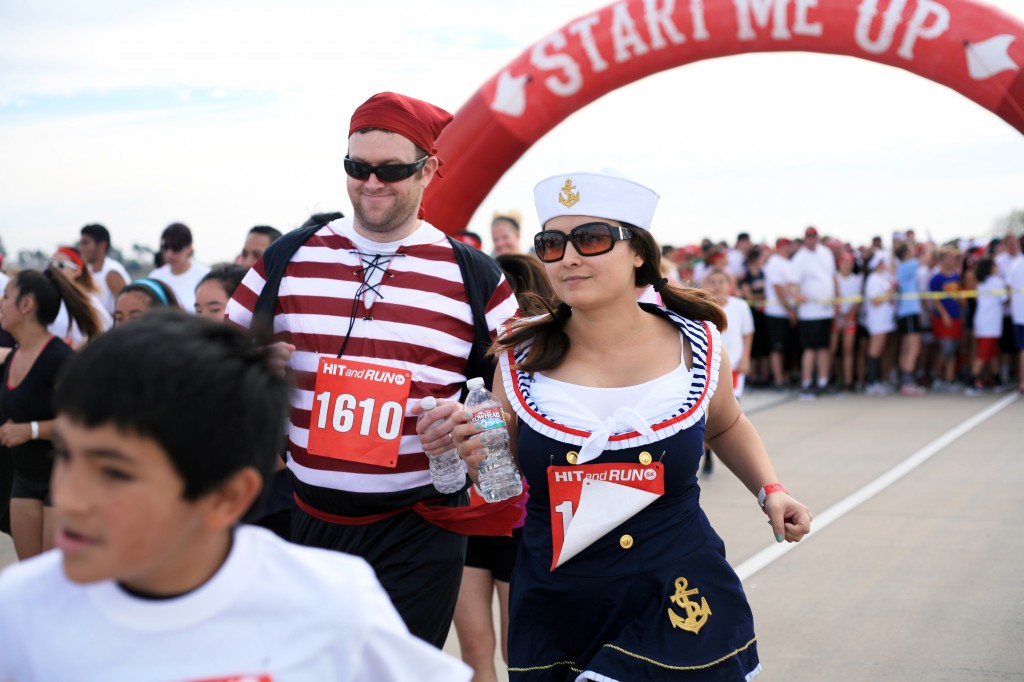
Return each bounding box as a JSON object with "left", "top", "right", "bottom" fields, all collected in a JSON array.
[
  {"left": 48, "top": 246, "right": 113, "bottom": 346},
  {"left": 114, "top": 278, "right": 180, "bottom": 327}
]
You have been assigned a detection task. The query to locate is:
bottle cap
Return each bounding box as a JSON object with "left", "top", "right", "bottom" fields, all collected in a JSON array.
[
  {"left": 467, "top": 377, "right": 485, "bottom": 390},
  {"left": 421, "top": 396, "right": 437, "bottom": 410}
]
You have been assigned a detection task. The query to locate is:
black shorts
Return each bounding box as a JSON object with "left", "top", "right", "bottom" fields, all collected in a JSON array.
[
  {"left": 766, "top": 315, "right": 791, "bottom": 353},
  {"left": 751, "top": 310, "right": 769, "bottom": 358},
  {"left": 798, "top": 318, "right": 832, "bottom": 350},
  {"left": 11, "top": 472, "right": 51, "bottom": 504},
  {"left": 897, "top": 314, "right": 922, "bottom": 335},
  {"left": 465, "top": 527, "right": 522, "bottom": 582},
  {"left": 292, "top": 501, "right": 467, "bottom": 648}
]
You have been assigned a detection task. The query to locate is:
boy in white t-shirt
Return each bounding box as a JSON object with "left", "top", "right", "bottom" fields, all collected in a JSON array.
[
  {"left": 966, "top": 257, "right": 1009, "bottom": 395},
  {"left": 1010, "top": 258, "right": 1024, "bottom": 393},
  {"left": 0, "top": 312, "right": 470, "bottom": 682},
  {"left": 701, "top": 268, "right": 754, "bottom": 474}
]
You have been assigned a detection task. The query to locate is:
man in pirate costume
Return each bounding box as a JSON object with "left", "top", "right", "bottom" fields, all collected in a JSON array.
[
  {"left": 226, "top": 92, "right": 520, "bottom": 647},
  {"left": 442, "top": 169, "right": 813, "bottom": 680}
]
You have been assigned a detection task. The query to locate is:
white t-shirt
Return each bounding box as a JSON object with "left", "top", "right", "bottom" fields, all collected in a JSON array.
[
  {"left": 721, "top": 295, "right": 755, "bottom": 368},
  {"left": 864, "top": 271, "right": 895, "bottom": 335},
  {"left": 763, "top": 253, "right": 793, "bottom": 318},
  {"left": 1010, "top": 259, "right": 1024, "bottom": 325},
  {"left": 0, "top": 526, "right": 471, "bottom": 682},
  {"left": 726, "top": 248, "right": 747, "bottom": 279},
  {"left": 995, "top": 252, "right": 1023, "bottom": 315},
  {"left": 837, "top": 273, "right": 862, "bottom": 317},
  {"left": 148, "top": 261, "right": 211, "bottom": 313},
  {"left": 789, "top": 245, "right": 837, "bottom": 320},
  {"left": 974, "top": 276, "right": 1008, "bottom": 338},
  {"left": 91, "top": 256, "right": 130, "bottom": 314}
]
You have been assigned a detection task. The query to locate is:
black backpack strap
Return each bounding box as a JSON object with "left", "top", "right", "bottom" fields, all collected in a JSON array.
[
  {"left": 448, "top": 237, "right": 503, "bottom": 391},
  {"left": 251, "top": 224, "right": 322, "bottom": 345}
]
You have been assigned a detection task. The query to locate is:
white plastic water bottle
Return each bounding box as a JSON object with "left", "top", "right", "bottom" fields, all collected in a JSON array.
[
  {"left": 419, "top": 396, "right": 467, "bottom": 494},
  {"left": 465, "top": 377, "right": 522, "bottom": 502}
]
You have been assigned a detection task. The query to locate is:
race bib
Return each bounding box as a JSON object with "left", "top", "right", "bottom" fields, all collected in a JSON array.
[
  {"left": 548, "top": 462, "right": 664, "bottom": 571},
  {"left": 186, "top": 676, "right": 271, "bottom": 682},
  {"left": 307, "top": 357, "right": 412, "bottom": 468}
]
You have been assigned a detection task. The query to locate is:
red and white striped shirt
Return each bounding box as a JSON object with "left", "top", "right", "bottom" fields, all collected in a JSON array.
[{"left": 227, "top": 218, "right": 518, "bottom": 511}]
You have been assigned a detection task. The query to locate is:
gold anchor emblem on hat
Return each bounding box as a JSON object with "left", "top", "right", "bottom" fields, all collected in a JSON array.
[
  {"left": 667, "top": 577, "right": 711, "bottom": 635},
  {"left": 558, "top": 179, "right": 579, "bottom": 208}
]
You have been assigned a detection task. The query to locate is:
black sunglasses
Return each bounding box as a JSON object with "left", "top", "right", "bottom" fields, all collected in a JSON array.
[
  {"left": 343, "top": 156, "right": 428, "bottom": 183},
  {"left": 533, "top": 222, "right": 633, "bottom": 263},
  {"left": 160, "top": 243, "right": 187, "bottom": 253}
]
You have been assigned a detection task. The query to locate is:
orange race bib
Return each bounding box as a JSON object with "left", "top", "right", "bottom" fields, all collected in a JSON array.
[
  {"left": 548, "top": 462, "right": 664, "bottom": 571},
  {"left": 185, "top": 676, "right": 272, "bottom": 682},
  {"left": 307, "top": 357, "right": 412, "bottom": 468}
]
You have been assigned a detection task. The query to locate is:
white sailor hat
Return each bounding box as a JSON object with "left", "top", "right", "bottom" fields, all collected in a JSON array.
[{"left": 533, "top": 169, "right": 660, "bottom": 230}]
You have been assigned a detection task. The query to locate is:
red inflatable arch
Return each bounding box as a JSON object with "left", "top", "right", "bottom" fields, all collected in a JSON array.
[{"left": 424, "top": 0, "right": 1024, "bottom": 231}]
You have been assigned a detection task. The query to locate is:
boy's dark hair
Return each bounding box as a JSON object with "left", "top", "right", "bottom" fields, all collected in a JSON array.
[
  {"left": 198, "top": 264, "right": 247, "bottom": 298},
  {"left": 54, "top": 311, "right": 290, "bottom": 507},
  {"left": 248, "top": 225, "right": 282, "bottom": 243},
  {"left": 161, "top": 222, "right": 193, "bottom": 248},
  {"left": 80, "top": 223, "right": 111, "bottom": 246}
]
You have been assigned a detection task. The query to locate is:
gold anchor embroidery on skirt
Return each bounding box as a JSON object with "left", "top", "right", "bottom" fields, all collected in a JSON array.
[
  {"left": 558, "top": 179, "right": 579, "bottom": 208},
  {"left": 667, "top": 577, "right": 711, "bottom": 634}
]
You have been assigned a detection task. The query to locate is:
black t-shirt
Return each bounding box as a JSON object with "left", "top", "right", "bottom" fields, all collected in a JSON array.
[{"left": 0, "top": 337, "right": 74, "bottom": 482}]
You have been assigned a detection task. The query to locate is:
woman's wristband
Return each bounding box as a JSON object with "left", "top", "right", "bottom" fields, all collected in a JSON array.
[
  {"left": 758, "top": 483, "right": 787, "bottom": 508},
  {"left": 30, "top": 421, "right": 40, "bottom": 440}
]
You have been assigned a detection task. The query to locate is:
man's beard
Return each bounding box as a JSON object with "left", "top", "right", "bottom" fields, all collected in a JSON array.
[{"left": 352, "top": 187, "right": 421, "bottom": 235}]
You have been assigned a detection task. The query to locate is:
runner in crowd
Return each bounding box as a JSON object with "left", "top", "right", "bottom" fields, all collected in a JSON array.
[
  {"left": 790, "top": 226, "right": 839, "bottom": 399},
  {"left": 966, "top": 256, "right": 1008, "bottom": 395},
  {"left": 763, "top": 238, "right": 796, "bottom": 391},
  {"left": 148, "top": 223, "right": 210, "bottom": 313},
  {"left": 738, "top": 246, "right": 769, "bottom": 386},
  {"left": 78, "top": 223, "right": 129, "bottom": 315},
  {"left": 113, "top": 279, "right": 179, "bottom": 327},
  {"left": 0, "top": 312, "right": 472, "bottom": 681},
  {"left": 238, "top": 225, "right": 283, "bottom": 270},
  {"left": 47, "top": 246, "right": 113, "bottom": 347},
  {"left": 443, "top": 168, "right": 811, "bottom": 681},
  {"left": 1010, "top": 257, "right": 1024, "bottom": 393},
  {"left": 491, "top": 212, "right": 523, "bottom": 256},
  {"left": 194, "top": 265, "right": 246, "bottom": 321},
  {"left": 894, "top": 242, "right": 926, "bottom": 396},
  {"left": 0, "top": 268, "right": 98, "bottom": 559},
  {"left": 453, "top": 252, "right": 551, "bottom": 682},
  {"left": 225, "top": 91, "right": 520, "bottom": 647},
  {"left": 831, "top": 251, "right": 862, "bottom": 392},
  {"left": 929, "top": 246, "right": 963, "bottom": 392},
  {"left": 863, "top": 251, "right": 897, "bottom": 395}
]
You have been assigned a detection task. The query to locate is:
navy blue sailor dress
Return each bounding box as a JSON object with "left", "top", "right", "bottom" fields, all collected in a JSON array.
[{"left": 502, "top": 307, "right": 761, "bottom": 681}]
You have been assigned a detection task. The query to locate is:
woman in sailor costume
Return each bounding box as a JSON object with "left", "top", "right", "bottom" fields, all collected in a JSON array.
[{"left": 435, "top": 170, "right": 813, "bottom": 681}]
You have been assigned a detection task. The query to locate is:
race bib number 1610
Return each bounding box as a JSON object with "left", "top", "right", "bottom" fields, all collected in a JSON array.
[{"left": 306, "top": 357, "right": 412, "bottom": 468}]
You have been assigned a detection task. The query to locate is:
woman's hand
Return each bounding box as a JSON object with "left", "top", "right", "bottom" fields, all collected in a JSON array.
[
  {"left": 450, "top": 409, "right": 510, "bottom": 483},
  {"left": 763, "top": 493, "right": 813, "bottom": 543},
  {"left": 0, "top": 422, "right": 31, "bottom": 448}
]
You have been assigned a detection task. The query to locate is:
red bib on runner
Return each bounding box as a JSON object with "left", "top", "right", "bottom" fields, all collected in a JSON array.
[
  {"left": 548, "top": 462, "right": 664, "bottom": 571},
  {"left": 307, "top": 357, "right": 411, "bottom": 468}
]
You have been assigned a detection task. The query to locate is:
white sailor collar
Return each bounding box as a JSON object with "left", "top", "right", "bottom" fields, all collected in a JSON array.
[{"left": 500, "top": 304, "right": 721, "bottom": 452}]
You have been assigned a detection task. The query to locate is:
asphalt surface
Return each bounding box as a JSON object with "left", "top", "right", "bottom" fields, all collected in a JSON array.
[{"left": 2, "top": 388, "right": 1020, "bottom": 680}]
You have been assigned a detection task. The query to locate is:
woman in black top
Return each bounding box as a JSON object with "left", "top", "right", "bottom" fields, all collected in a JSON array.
[{"left": 0, "top": 268, "right": 99, "bottom": 559}]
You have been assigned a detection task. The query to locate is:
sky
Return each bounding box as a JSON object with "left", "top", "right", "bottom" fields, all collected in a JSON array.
[{"left": 1, "top": 0, "right": 1022, "bottom": 265}]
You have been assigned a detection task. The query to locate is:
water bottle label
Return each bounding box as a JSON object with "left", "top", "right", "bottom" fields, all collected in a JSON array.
[
  {"left": 470, "top": 407, "right": 505, "bottom": 430},
  {"left": 307, "top": 357, "right": 412, "bottom": 468}
]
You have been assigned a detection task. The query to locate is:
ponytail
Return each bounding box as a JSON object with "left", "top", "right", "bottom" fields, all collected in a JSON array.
[
  {"left": 16, "top": 268, "right": 101, "bottom": 339},
  {"left": 491, "top": 225, "right": 726, "bottom": 373}
]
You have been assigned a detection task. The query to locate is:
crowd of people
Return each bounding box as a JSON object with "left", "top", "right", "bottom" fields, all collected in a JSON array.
[
  {"left": 0, "top": 86, "right": 1011, "bottom": 681},
  {"left": 659, "top": 226, "right": 1024, "bottom": 399}
]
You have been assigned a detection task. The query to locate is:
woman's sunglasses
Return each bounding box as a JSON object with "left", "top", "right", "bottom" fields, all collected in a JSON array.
[
  {"left": 533, "top": 222, "right": 633, "bottom": 263},
  {"left": 343, "top": 156, "right": 428, "bottom": 183}
]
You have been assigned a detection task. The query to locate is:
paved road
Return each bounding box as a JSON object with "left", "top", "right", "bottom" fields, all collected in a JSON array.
[{"left": 3, "top": 389, "right": 1021, "bottom": 681}]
